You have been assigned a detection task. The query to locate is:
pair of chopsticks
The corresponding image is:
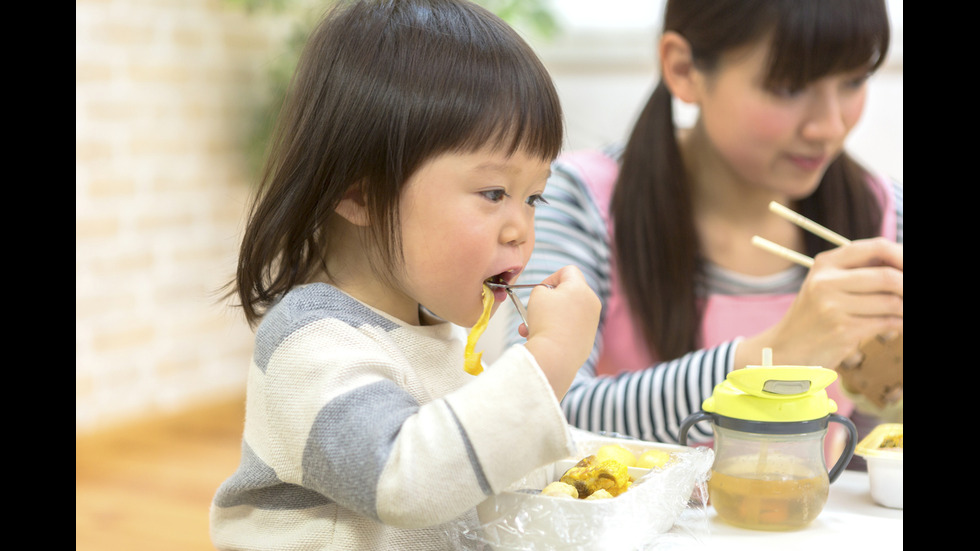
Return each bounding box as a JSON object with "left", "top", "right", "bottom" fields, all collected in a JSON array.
[{"left": 751, "top": 202, "right": 850, "bottom": 268}]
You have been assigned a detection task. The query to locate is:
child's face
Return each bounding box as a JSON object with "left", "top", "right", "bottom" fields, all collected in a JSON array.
[
  {"left": 396, "top": 146, "right": 552, "bottom": 327},
  {"left": 693, "top": 39, "right": 869, "bottom": 198}
]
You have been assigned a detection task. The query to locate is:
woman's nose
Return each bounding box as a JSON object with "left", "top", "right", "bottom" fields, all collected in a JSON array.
[{"left": 802, "top": 89, "right": 850, "bottom": 143}]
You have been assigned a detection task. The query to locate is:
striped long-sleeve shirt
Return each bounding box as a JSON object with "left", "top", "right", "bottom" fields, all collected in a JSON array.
[
  {"left": 211, "top": 283, "right": 574, "bottom": 550},
  {"left": 508, "top": 146, "right": 904, "bottom": 445}
]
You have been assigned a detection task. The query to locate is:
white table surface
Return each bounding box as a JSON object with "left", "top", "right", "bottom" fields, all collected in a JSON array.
[{"left": 657, "top": 470, "right": 902, "bottom": 549}]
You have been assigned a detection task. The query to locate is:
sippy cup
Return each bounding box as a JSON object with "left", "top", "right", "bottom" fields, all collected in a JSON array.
[{"left": 679, "top": 349, "right": 856, "bottom": 531}]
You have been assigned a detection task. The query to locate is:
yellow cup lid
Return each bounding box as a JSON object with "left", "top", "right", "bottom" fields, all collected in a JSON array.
[{"left": 703, "top": 364, "right": 840, "bottom": 423}]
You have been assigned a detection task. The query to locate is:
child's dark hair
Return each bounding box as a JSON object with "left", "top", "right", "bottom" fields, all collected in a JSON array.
[
  {"left": 612, "top": 0, "right": 891, "bottom": 361},
  {"left": 233, "top": 0, "right": 564, "bottom": 326}
]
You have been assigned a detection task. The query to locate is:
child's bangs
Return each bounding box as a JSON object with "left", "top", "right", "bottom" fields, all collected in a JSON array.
[
  {"left": 342, "top": 0, "right": 563, "bottom": 183},
  {"left": 764, "top": 0, "right": 890, "bottom": 91},
  {"left": 447, "top": 61, "right": 564, "bottom": 162},
  {"left": 391, "top": 7, "right": 563, "bottom": 165}
]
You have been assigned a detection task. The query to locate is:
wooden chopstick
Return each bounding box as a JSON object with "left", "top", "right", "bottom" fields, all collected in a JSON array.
[
  {"left": 751, "top": 202, "right": 852, "bottom": 268},
  {"left": 751, "top": 236, "right": 814, "bottom": 268},
  {"left": 768, "top": 201, "right": 851, "bottom": 247}
]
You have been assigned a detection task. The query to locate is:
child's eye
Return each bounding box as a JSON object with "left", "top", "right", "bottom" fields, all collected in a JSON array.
[
  {"left": 526, "top": 194, "right": 548, "bottom": 207},
  {"left": 480, "top": 189, "right": 508, "bottom": 203}
]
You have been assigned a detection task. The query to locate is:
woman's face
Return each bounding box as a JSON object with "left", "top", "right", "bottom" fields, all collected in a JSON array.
[
  {"left": 394, "top": 146, "right": 552, "bottom": 327},
  {"left": 693, "top": 39, "right": 870, "bottom": 198}
]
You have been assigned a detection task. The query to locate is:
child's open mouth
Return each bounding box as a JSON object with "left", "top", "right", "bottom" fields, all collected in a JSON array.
[{"left": 484, "top": 273, "right": 511, "bottom": 302}]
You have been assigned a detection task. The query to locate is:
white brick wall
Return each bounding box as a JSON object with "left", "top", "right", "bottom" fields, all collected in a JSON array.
[{"left": 75, "top": 0, "right": 291, "bottom": 434}]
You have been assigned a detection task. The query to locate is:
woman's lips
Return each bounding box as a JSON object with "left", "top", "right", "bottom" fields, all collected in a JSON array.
[{"left": 787, "top": 153, "right": 828, "bottom": 172}]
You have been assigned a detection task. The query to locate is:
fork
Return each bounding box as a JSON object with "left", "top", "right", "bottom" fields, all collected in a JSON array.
[
  {"left": 485, "top": 282, "right": 555, "bottom": 290},
  {"left": 485, "top": 282, "right": 553, "bottom": 331}
]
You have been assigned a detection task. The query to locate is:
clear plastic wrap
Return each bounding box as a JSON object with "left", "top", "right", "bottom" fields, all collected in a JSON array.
[{"left": 450, "top": 428, "right": 714, "bottom": 550}]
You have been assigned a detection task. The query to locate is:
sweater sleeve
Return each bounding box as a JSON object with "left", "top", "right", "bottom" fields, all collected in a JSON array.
[{"left": 506, "top": 150, "right": 733, "bottom": 444}]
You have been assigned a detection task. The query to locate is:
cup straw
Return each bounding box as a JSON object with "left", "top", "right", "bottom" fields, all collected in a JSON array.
[{"left": 757, "top": 348, "right": 773, "bottom": 475}]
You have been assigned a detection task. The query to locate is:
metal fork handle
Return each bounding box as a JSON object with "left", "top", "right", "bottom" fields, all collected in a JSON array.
[
  {"left": 506, "top": 288, "right": 531, "bottom": 332},
  {"left": 486, "top": 282, "right": 554, "bottom": 290}
]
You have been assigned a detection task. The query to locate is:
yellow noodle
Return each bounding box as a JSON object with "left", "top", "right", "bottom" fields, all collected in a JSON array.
[{"left": 463, "top": 284, "right": 494, "bottom": 375}]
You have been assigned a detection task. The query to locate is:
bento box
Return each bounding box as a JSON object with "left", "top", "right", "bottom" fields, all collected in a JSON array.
[{"left": 472, "top": 429, "right": 714, "bottom": 550}]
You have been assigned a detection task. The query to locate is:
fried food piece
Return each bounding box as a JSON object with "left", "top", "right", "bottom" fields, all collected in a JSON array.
[
  {"left": 596, "top": 444, "right": 636, "bottom": 467},
  {"left": 463, "top": 284, "right": 494, "bottom": 375},
  {"left": 585, "top": 489, "right": 613, "bottom": 500},
  {"left": 837, "top": 333, "right": 903, "bottom": 408},
  {"left": 559, "top": 455, "right": 632, "bottom": 498},
  {"left": 541, "top": 481, "right": 579, "bottom": 499},
  {"left": 637, "top": 449, "right": 671, "bottom": 469}
]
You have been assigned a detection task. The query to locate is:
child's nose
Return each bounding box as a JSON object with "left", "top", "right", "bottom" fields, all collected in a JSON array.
[{"left": 501, "top": 209, "right": 532, "bottom": 246}]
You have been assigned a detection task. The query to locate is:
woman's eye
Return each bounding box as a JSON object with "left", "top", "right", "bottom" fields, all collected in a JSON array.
[
  {"left": 480, "top": 189, "right": 507, "bottom": 202},
  {"left": 768, "top": 84, "right": 802, "bottom": 99},
  {"left": 845, "top": 73, "right": 871, "bottom": 90},
  {"left": 526, "top": 194, "right": 548, "bottom": 207}
]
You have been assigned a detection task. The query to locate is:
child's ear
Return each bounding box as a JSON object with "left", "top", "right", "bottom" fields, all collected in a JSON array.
[
  {"left": 659, "top": 31, "right": 699, "bottom": 104},
  {"left": 335, "top": 185, "right": 370, "bottom": 226}
]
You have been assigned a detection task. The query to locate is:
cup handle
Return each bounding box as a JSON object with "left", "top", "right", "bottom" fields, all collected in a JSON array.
[
  {"left": 678, "top": 411, "right": 713, "bottom": 446},
  {"left": 827, "top": 413, "right": 858, "bottom": 483}
]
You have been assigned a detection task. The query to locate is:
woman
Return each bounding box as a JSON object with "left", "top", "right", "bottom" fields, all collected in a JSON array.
[{"left": 509, "top": 0, "right": 902, "bottom": 467}]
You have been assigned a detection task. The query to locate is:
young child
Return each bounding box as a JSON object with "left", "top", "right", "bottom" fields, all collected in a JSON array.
[{"left": 209, "top": 1, "right": 601, "bottom": 549}]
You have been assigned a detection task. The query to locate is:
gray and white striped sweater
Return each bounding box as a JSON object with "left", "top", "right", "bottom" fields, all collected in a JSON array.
[{"left": 210, "top": 283, "right": 574, "bottom": 550}]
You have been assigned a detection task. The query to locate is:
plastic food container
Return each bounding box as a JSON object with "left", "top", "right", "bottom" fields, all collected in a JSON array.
[
  {"left": 854, "top": 423, "right": 903, "bottom": 509},
  {"left": 470, "top": 429, "right": 714, "bottom": 550}
]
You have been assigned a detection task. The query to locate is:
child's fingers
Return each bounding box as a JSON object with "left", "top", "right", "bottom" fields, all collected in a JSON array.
[{"left": 539, "top": 265, "right": 585, "bottom": 288}]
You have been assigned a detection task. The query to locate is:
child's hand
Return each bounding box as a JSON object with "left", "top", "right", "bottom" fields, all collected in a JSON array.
[{"left": 521, "top": 265, "right": 601, "bottom": 398}]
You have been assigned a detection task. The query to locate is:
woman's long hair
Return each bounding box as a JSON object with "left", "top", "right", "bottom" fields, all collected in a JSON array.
[
  {"left": 612, "top": 0, "right": 890, "bottom": 360},
  {"left": 231, "top": 0, "right": 564, "bottom": 326}
]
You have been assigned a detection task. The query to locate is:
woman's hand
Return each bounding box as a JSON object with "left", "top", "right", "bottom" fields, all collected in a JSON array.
[
  {"left": 522, "top": 265, "right": 601, "bottom": 398},
  {"left": 740, "top": 237, "right": 903, "bottom": 370}
]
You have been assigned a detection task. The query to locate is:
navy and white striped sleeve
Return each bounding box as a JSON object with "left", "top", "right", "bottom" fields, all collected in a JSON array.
[
  {"left": 507, "top": 153, "right": 732, "bottom": 444},
  {"left": 891, "top": 178, "right": 903, "bottom": 244}
]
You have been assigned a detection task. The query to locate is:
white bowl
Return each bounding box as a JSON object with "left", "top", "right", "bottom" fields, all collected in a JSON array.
[
  {"left": 865, "top": 454, "right": 903, "bottom": 508},
  {"left": 473, "top": 430, "right": 714, "bottom": 550},
  {"left": 854, "top": 423, "right": 903, "bottom": 509}
]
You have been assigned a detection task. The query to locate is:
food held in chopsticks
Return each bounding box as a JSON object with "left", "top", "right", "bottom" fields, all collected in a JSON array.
[
  {"left": 837, "top": 333, "right": 903, "bottom": 408},
  {"left": 463, "top": 283, "right": 494, "bottom": 375}
]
